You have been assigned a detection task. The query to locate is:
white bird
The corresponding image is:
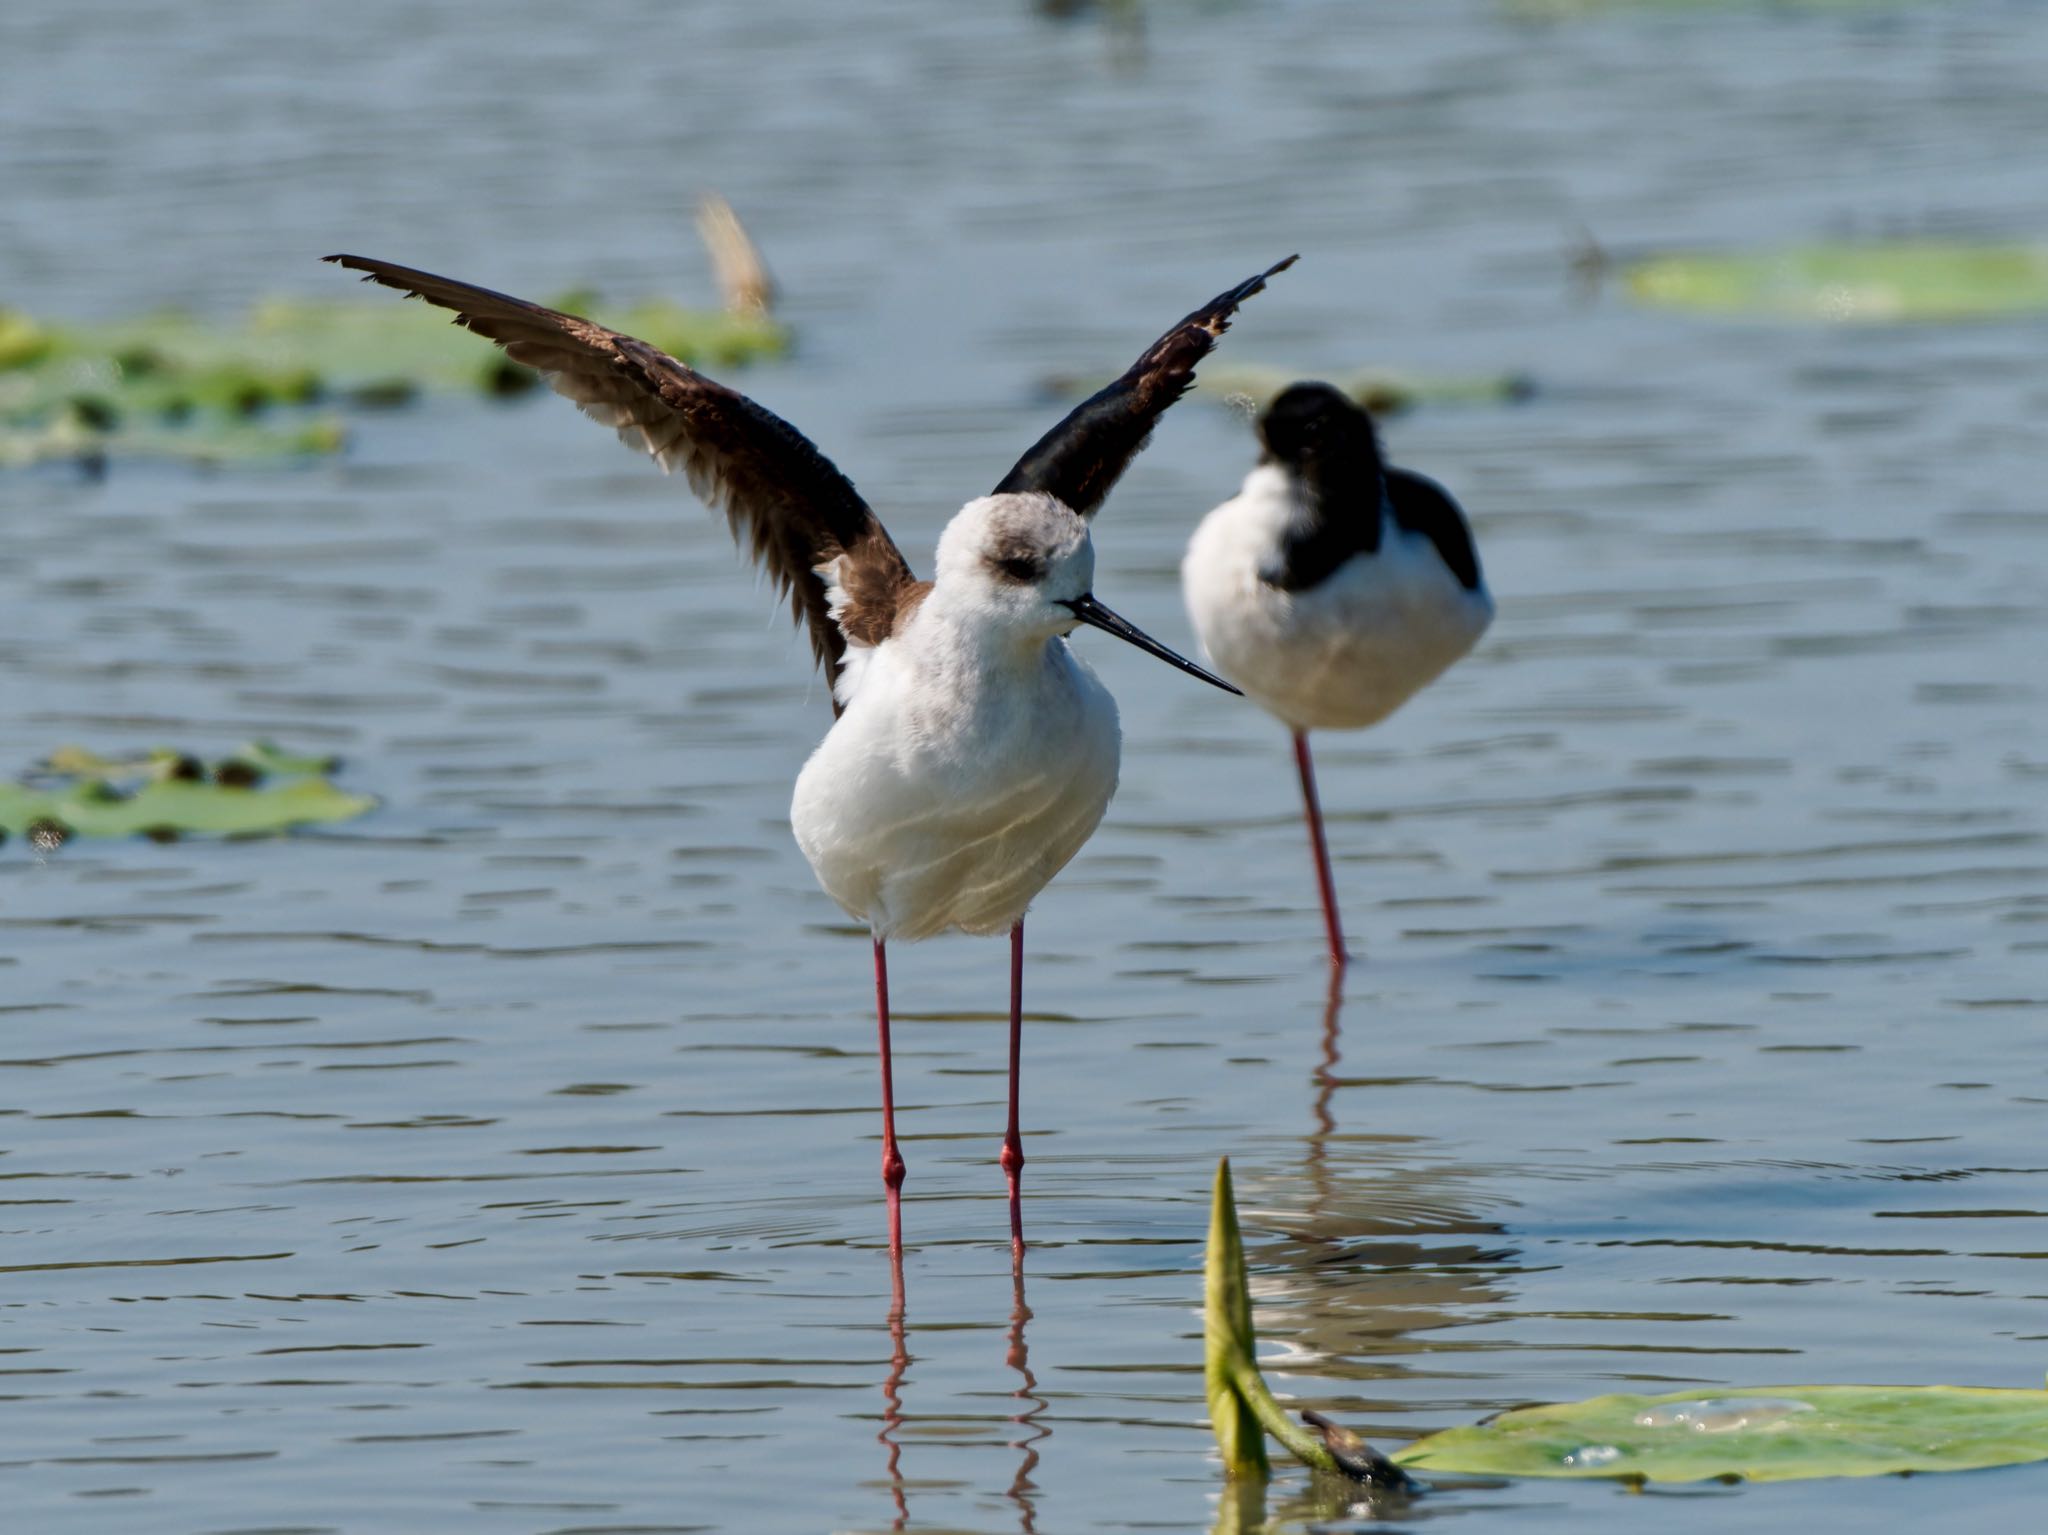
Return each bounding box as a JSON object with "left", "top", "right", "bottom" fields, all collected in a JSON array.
[
  {"left": 1183, "top": 382, "right": 1492, "bottom": 969},
  {"left": 327, "top": 252, "right": 1293, "bottom": 1261}
]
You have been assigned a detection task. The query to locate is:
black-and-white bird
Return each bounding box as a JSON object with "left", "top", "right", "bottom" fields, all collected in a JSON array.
[
  {"left": 1182, "top": 382, "right": 1491, "bottom": 969},
  {"left": 327, "top": 252, "right": 1293, "bottom": 1260}
]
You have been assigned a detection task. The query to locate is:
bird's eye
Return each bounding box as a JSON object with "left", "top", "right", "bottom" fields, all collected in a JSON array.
[{"left": 996, "top": 555, "right": 1044, "bottom": 584}]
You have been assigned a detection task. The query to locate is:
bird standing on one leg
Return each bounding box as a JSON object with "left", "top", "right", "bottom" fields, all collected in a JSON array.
[
  {"left": 329, "top": 252, "right": 1292, "bottom": 1262},
  {"left": 1182, "top": 382, "right": 1492, "bottom": 971}
]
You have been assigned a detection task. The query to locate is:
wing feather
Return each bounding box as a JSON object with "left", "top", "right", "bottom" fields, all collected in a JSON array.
[
  {"left": 993, "top": 255, "right": 1298, "bottom": 516},
  {"left": 324, "top": 254, "right": 917, "bottom": 702}
]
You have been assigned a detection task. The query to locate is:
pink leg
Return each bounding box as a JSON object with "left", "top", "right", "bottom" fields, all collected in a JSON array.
[
  {"left": 875, "top": 937, "right": 906, "bottom": 1262},
  {"left": 1000, "top": 919, "right": 1027, "bottom": 1261},
  {"left": 1292, "top": 730, "right": 1349, "bottom": 972}
]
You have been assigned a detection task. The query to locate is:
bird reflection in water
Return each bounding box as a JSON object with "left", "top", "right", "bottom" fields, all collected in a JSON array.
[
  {"left": 1236, "top": 974, "right": 1527, "bottom": 1505},
  {"left": 1305, "top": 968, "right": 1345, "bottom": 1214},
  {"left": 872, "top": 1253, "right": 1048, "bottom": 1533},
  {"left": 876, "top": 1293, "right": 909, "bottom": 1530},
  {"left": 1004, "top": 1265, "right": 1049, "bottom": 1533}
]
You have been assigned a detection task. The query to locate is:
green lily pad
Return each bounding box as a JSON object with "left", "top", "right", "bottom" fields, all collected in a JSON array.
[
  {"left": 1625, "top": 243, "right": 2048, "bottom": 323},
  {"left": 0, "top": 778, "right": 374, "bottom": 842},
  {"left": 2, "top": 743, "right": 372, "bottom": 845},
  {"left": 1394, "top": 1384, "right": 2048, "bottom": 1482},
  {"left": 1202, "top": 1158, "right": 2048, "bottom": 1488}
]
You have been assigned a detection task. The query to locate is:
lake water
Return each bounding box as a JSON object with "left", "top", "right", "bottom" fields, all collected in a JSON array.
[{"left": 4, "top": 1, "right": 2048, "bottom": 1530}]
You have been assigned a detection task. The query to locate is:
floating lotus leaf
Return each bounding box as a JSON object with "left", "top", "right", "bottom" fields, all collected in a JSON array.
[
  {"left": 1203, "top": 1159, "right": 2048, "bottom": 1488},
  {"left": 2, "top": 743, "right": 371, "bottom": 845},
  {"left": 1625, "top": 243, "right": 2048, "bottom": 322},
  {"left": 1394, "top": 1384, "right": 2048, "bottom": 1482}
]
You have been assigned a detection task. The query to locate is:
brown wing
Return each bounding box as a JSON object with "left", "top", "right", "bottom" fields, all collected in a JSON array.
[
  {"left": 324, "top": 254, "right": 918, "bottom": 700},
  {"left": 992, "top": 254, "right": 1298, "bottom": 517}
]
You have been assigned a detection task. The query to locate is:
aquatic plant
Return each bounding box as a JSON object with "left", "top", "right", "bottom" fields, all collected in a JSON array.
[
  {"left": 1399, "top": 1383, "right": 2048, "bottom": 1481},
  {"left": 1203, "top": 1157, "right": 2048, "bottom": 1485},
  {"left": 0, "top": 741, "right": 373, "bottom": 846},
  {"left": 1205, "top": 1158, "right": 1400, "bottom": 1483},
  {"left": 1624, "top": 242, "right": 2048, "bottom": 322},
  {"left": 0, "top": 284, "right": 787, "bottom": 469}
]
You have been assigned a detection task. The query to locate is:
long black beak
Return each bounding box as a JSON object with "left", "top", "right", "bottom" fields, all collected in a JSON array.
[{"left": 1060, "top": 594, "right": 1243, "bottom": 695}]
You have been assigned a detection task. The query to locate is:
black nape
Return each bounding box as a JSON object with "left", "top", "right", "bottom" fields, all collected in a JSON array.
[{"left": 1258, "top": 383, "right": 1387, "bottom": 592}]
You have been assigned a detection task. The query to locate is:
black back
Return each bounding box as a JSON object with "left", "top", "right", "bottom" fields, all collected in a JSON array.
[
  {"left": 1257, "top": 382, "right": 1482, "bottom": 594},
  {"left": 1386, "top": 468, "right": 1483, "bottom": 592}
]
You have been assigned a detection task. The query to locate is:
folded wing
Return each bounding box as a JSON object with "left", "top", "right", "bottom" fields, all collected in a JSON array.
[
  {"left": 993, "top": 255, "right": 1298, "bottom": 517},
  {"left": 324, "top": 254, "right": 919, "bottom": 703}
]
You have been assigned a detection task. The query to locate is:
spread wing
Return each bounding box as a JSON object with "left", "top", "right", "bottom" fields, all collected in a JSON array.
[
  {"left": 992, "top": 255, "right": 1298, "bottom": 517},
  {"left": 324, "top": 254, "right": 919, "bottom": 701}
]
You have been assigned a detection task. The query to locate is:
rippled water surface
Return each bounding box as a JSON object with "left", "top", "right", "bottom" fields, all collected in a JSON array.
[{"left": 5, "top": 1, "right": 2048, "bottom": 1530}]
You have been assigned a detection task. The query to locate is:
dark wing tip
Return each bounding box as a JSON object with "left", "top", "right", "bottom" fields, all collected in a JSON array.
[
  {"left": 1198, "top": 254, "right": 1300, "bottom": 337},
  {"left": 324, "top": 253, "right": 384, "bottom": 279},
  {"left": 992, "top": 257, "right": 1295, "bottom": 515},
  {"left": 1248, "top": 253, "right": 1300, "bottom": 291},
  {"left": 322, "top": 253, "right": 430, "bottom": 300}
]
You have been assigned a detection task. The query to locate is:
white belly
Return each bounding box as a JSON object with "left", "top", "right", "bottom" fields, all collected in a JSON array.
[
  {"left": 1184, "top": 490, "right": 1492, "bottom": 732},
  {"left": 790, "top": 638, "right": 1122, "bottom": 942}
]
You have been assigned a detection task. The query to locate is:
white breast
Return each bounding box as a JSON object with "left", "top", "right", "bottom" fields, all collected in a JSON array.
[
  {"left": 1183, "top": 464, "right": 1492, "bottom": 732},
  {"left": 789, "top": 611, "right": 1122, "bottom": 942}
]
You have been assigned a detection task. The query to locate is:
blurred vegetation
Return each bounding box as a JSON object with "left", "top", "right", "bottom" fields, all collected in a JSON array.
[
  {"left": 1624, "top": 242, "right": 2048, "bottom": 322},
  {"left": 1047, "top": 363, "right": 1535, "bottom": 418},
  {"left": 1, "top": 741, "right": 373, "bottom": 847},
  {"left": 0, "top": 291, "right": 788, "bottom": 470}
]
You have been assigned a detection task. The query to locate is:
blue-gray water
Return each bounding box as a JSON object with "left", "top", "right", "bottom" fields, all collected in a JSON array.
[{"left": 4, "top": 1, "right": 2048, "bottom": 1530}]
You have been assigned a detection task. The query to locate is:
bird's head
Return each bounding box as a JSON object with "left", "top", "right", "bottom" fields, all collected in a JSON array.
[
  {"left": 937, "top": 493, "right": 1095, "bottom": 637},
  {"left": 1258, "top": 382, "right": 1384, "bottom": 479},
  {"left": 935, "top": 492, "right": 1240, "bottom": 694}
]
